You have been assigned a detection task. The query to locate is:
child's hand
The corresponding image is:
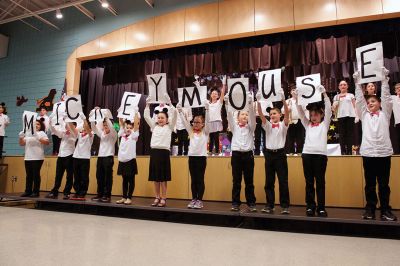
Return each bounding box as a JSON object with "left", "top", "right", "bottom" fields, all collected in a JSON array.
[
  {"left": 280, "top": 90, "right": 286, "bottom": 101},
  {"left": 256, "top": 91, "right": 262, "bottom": 101},
  {"left": 352, "top": 71, "right": 360, "bottom": 83},
  {"left": 79, "top": 112, "right": 86, "bottom": 120},
  {"left": 222, "top": 75, "right": 227, "bottom": 86},
  {"left": 354, "top": 116, "right": 360, "bottom": 123},
  {"left": 318, "top": 85, "right": 326, "bottom": 94},
  {"left": 18, "top": 131, "right": 25, "bottom": 138},
  {"left": 382, "top": 67, "right": 390, "bottom": 77},
  {"left": 204, "top": 101, "right": 209, "bottom": 110}
]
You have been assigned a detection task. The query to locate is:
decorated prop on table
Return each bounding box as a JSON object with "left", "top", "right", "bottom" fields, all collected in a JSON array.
[
  {"left": 36, "top": 88, "right": 57, "bottom": 112},
  {"left": 355, "top": 42, "right": 384, "bottom": 84},
  {"left": 226, "top": 77, "right": 249, "bottom": 111},
  {"left": 16, "top": 95, "right": 28, "bottom": 106},
  {"left": 22, "top": 111, "right": 37, "bottom": 137},
  {"left": 117, "top": 92, "right": 141, "bottom": 119},
  {"left": 257, "top": 68, "right": 284, "bottom": 103},
  {"left": 64, "top": 95, "right": 83, "bottom": 122},
  {"left": 296, "top": 74, "right": 322, "bottom": 106},
  {"left": 178, "top": 86, "right": 207, "bottom": 108},
  {"left": 146, "top": 73, "right": 168, "bottom": 103}
]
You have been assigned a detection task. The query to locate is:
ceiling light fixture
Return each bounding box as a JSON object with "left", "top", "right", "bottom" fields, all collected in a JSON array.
[
  {"left": 101, "top": 1, "right": 109, "bottom": 8},
  {"left": 56, "top": 9, "right": 63, "bottom": 19}
]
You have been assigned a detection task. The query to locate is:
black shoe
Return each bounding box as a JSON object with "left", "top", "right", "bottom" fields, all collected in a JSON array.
[
  {"left": 248, "top": 204, "right": 257, "bottom": 212},
  {"left": 306, "top": 208, "right": 315, "bottom": 217},
  {"left": 381, "top": 210, "right": 397, "bottom": 222},
  {"left": 20, "top": 192, "right": 32, "bottom": 197},
  {"left": 362, "top": 209, "right": 375, "bottom": 220},
  {"left": 100, "top": 197, "right": 111, "bottom": 203},
  {"left": 45, "top": 193, "right": 57, "bottom": 199},
  {"left": 30, "top": 193, "right": 39, "bottom": 198},
  {"left": 317, "top": 209, "right": 328, "bottom": 217},
  {"left": 63, "top": 194, "right": 70, "bottom": 200},
  {"left": 91, "top": 195, "right": 102, "bottom": 201},
  {"left": 231, "top": 205, "right": 240, "bottom": 211},
  {"left": 261, "top": 206, "right": 275, "bottom": 214}
]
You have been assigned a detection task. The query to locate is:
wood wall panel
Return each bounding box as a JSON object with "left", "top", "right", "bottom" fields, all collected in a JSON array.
[
  {"left": 255, "top": 0, "right": 295, "bottom": 34},
  {"left": 2, "top": 156, "right": 400, "bottom": 208},
  {"left": 218, "top": 0, "right": 255, "bottom": 40},
  {"left": 98, "top": 28, "right": 127, "bottom": 55},
  {"left": 336, "top": 0, "right": 383, "bottom": 24},
  {"left": 294, "top": 0, "right": 337, "bottom": 30},
  {"left": 185, "top": 2, "right": 219, "bottom": 44},
  {"left": 154, "top": 9, "right": 186, "bottom": 48},
  {"left": 76, "top": 39, "right": 100, "bottom": 59},
  {"left": 125, "top": 18, "right": 155, "bottom": 52}
]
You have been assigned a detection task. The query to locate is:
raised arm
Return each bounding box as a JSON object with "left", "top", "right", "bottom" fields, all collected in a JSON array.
[
  {"left": 133, "top": 112, "right": 140, "bottom": 132},
  {"left": 353, "top": 71, "right": 367, "bottom": 116},
  {"left": 295, "top": 92, "right": 310, "bottom": 128},
  {"left": 247, "top": 94, "right": 256, "bottom": 132},
  {"left": 282, "top": 95, "right": 290, "bottom": 127},
  {"left": 178, "top": 109, "right": 192, "bottom": 134},
  {"left": 224, "top": 98, "right": 236, "bottom": 133},
  {"left": 144, "top": 105, "right": 156, "bottom": 130},
  {"left": 105, "top": 117, "right": 117, "bottom": 138},
  {"left": 219, "top": 76, "right": 226, "bottom": 104},
  {"left": 322, "top": 90, "right": 332, "bottom": 129},
  {"left": 380, "top": 68, "right": 393, "bottom": 120},
  {"left": 168, "top": 105, "right": 178, "bottom": 131}
]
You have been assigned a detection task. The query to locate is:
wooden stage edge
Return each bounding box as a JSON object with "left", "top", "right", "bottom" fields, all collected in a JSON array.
[{"left": 1, "top": 193, "right": 399, "bottom": 240}]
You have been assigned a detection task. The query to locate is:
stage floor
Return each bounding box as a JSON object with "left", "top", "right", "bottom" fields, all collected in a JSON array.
[{"left": 1, "top": 193, "right": 399, "bottom": 239}]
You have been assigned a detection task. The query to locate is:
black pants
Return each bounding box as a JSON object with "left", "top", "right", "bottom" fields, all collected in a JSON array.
[
  {"left": 285, "top": 122, "right": 305, "bottom": 154},
  {"left": 264, "top": 149, "right": 290, "bottom": 208},
  {"left": 301, "top": 154, "right": 327, "bottom": 210},
  {"left": 338, "top": 117, "right": 355, "bottom": 155},
  {"left": 96, "top": 156, "right": 114, "bottom": 197},
  {"left": 392, "top": 124, "right": 400, "bottom": 154},
  {"left": 189, "top": 156, "right": 207, "bottom": 200},
  {"left": 231, "top": 151, "right": 256, "bottom": 206},
  {"left": 24, "top": 160, "right": 44, "bottom": 194},
  {"left": 209, "top": 132, "right": 220, "bottom": 153},
  {"left": 254, "top": 117, "right": 266, "bottom": 155},
  {"left": 122, "top": 174, "right": 135, "bottom": 199},
  {"left": 51, "top": 155, "right": 74, "bottom": 196},
  {"left": 0, "top": 136, "right": 4, "bottom": 158},
  {"left": 362, "top": 156, "right": 392, "bottom": 212},
  {"left": 73, "top": 158, "right": 90, "bottom": 196},
  {"left": 177, "top": 129, "right": 189, "bottom": 155},
  {"left": 52, "top": 134, "right": 61, "bottom": 155}
]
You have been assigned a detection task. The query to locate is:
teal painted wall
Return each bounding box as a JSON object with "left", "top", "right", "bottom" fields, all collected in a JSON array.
[{"left": 0, "top": 0, "right": 214, "bottom": 155}]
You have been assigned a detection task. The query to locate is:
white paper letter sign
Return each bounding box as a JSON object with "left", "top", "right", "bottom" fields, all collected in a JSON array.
[
  {"left": 22, "top": 111, "right": 37, "bottom": 136},
  {"left": 228, "top": 78, "right": 249, "bottom": 111},
  {"left": 117, "top": 92, "right": 141, "bottom": 119},
  {"left": 89, "top": 109, "right": 113, "bottom": 122},
  {"left": 356, "top": 42, "right": 384, "bottom": 84},
  {"left": 147, "top": 73, "right": 167, "bottom": 103},
  {"left": 178, "top": 86, "right": 207, "bottom": 108},
  {"left": 296, "top": 74, "right": 321, "bottom": 106},
  {"left": 52, "top": 101, "right": 65, "bottom": 126},
  {"left": 65, "top": 95, "right": 83, "bottom": 122},
  {"left": 258, "top": 69, "right": 282, "bottom": 103}
]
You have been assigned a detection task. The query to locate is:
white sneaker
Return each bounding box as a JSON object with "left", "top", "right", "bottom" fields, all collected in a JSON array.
[
  {"left": 116, "top": 198, "right": 126, "bottom": 204},
  {"left": 194, "top": 200, "right": 204, "bottom": 209},
  {"left": 187, "top": 199, "right": 196, "bottom": 209},
  {"left": 124, "top": 198, "right": 132, "bottom": 205}
]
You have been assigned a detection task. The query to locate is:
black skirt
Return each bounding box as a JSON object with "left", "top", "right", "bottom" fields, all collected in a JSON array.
[
  {"left": 149, "top": 149, "right": 171, "bottom": 182},
  {"left": 117, "top": 158, "right": 138, "bottom": 176}
]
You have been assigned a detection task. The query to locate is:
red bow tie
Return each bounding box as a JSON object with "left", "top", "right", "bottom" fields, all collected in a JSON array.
[
  {"left": 123, "top": 134, "right": 130, "bottom": 140},
  {"left": 193, "top": 129, "right": 201, "bottom": 134},
  {"left": 311, "top": 123, "right": 320, "bottom": 127},
  {"left": 238, "top": 123, "right": 247, "bottom": 128},
  {"left": 66, "top": 130, "right": 70, "bottom": 135},
  {"left": 339, "top": 95, "right": 346, "bottom": 99},
  {"left": 81, "top": 132, "right": 87, "bottom": 137},
  {"left": 272, "top": 123, "right": 279, "bottom": 129},
  {"left": 370, "top": 111, "right": 380, "bottom": 117}
]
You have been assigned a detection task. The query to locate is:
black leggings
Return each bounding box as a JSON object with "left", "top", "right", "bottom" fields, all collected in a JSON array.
[
  {"left": 73, "top": 158, "right": 90, "bottom": 196},
  {"left": 0, "top": 136, "right": 4, "bottom": 158},
  {"left": 177, "top": 129, "right": 189, "bottom": 155},
  {"left": 208, "top": 132, "right": 220, "bottom": 153},
  {"left": 96, "top": 156, "right": 114, "bottom": 197},
  {"left": 301, "top": 154, "right": 327, "bottom": 210},
  {"left": 122, "top": 174, "right": 135, "bottom": 199},
  {"left": 338, "top": 117, "right": 355, "bottom": 155},
  {"left": 51, "top": 155, "right": 74, "bottom": 196},
  {"left": 24, "top": 160, "right": 44, "bottom": 194},
  {"left": 189, "top": 156, "right": 207, "bottom": 200},
  {"left": 52, "top": 135, "right": 61, "bottom": 155}
]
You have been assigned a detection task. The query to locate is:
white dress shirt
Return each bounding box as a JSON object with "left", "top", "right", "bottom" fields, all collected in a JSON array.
[
  {"left": 24, "top": 131, "right": 48, "bottom": 161},
  {"left": 118, "top": 129, "right": 139, "bottom": 162}
]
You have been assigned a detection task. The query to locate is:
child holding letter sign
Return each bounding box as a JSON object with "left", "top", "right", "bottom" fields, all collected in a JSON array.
[
  {"left": 224, "top": 92, "right": 257, "bottom": 212},
  {"left": 392, "top": 83, "right": 400, "bottom": 154},
  {"left": 295, "top": 84, "right": 331, "bottom": 217},
  {"left": 19, "top": 115, "right": 50, "bottom": 197},
  {"left": 177, "top": 103, "right": 209, "bottom": 209},
  {"left": 208, "top": 76, "right": 226, "bottom": 155},
  {"left": 116, "top": 111, "right": 140, "bottom": 205},
  {"left": 257, "top": 91, "right": 291, "bottom": 214},
  {"left": 354, "top": 68, "right": 397, "bottom": 221},
  {"left": 144, "top": 93, "right": 177, "bottom": 207}
]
